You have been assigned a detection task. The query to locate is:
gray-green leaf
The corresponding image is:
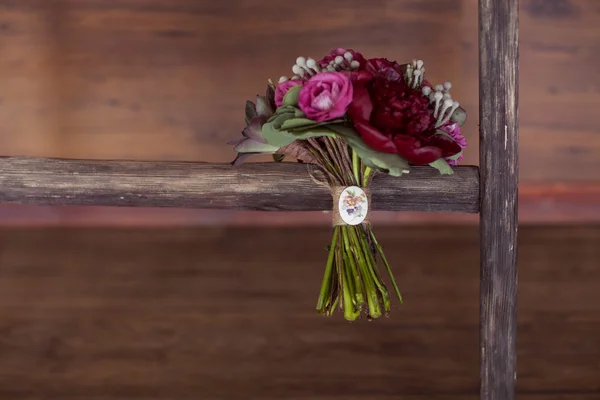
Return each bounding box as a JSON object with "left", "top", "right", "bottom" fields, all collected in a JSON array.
[
  {"left": 451, "top": 106, "right": 467, "bottom": 127},
  {"left": 282, "top": 85, "right": 302, "bottom": 107},
  {"left": 429, "top": 158, "right": 454, "bottom": 175},
  {"left": 234, "top": 138, "right": 279, "bottom": 153}
]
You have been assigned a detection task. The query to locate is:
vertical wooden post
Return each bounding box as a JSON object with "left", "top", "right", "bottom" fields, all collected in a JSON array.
[{"left": 479, "top": 0, "right": 519, "bottom": 399}]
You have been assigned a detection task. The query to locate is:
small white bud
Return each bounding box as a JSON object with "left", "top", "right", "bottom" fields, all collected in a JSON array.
[
  {"left": 292, "top": 65, "right": 304, "bottom": 76},
  {"left": 306, "top": 58, "right": 317, "bottom": 68},
  {"left": 422, "top": 87, "right": 432, "bottom": 96},
  {"left": 416, "top": 60, "right": 424, "bottom": 69},
  {"left": 278, "top": 76, "right": 289, "bottom": 83},
  {"left": 334, "top": 55, "right": 344, "bottom": 65},
  {"left": 434, "top": 92, "right": 444, "bottom": 101},
  {"left": 435, "top": 84, "right": 444, "bottom": 92},
  {"left": 443, "top": 82, "right": 452, "bottom": 91},
  {"left": 350, "top": 60, "right": 360, "bottom": 69},
  {"left": 296, "top": 57, "right": 306, "bottom": 66},
  {"left": 344, "top": 52, "right": 353, "bottom": 62}
]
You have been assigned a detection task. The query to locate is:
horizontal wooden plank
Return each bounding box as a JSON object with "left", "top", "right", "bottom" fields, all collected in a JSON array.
[
  {"left": 0, "top": 157, "right": 480, "bottom": 213},
  {"left": 0, "top": 182, "right": 598, "bottom": 226}
]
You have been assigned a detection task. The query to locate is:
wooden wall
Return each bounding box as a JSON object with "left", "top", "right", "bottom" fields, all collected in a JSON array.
[
  {"left": 1, "top": 226, "right": 599, "bottom": 398},
  {"left": 0, "top": 0, "right": 599, "bottom": 225}
]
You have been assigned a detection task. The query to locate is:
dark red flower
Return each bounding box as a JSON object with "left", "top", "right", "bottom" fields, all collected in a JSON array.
[
  {"left": 347, "top": 66, "right": 461, "bottom": 165},
  {"left": 318, "top": 48, "right": 367, "bottom": 71}
]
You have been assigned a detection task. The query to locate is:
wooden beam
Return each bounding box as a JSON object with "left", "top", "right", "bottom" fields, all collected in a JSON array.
[
  {"left": 479, "top": 0, "right": 519, "bottom": 399},
  {"left": 0, "top": 157, "right": 480, "bottom": 213}
]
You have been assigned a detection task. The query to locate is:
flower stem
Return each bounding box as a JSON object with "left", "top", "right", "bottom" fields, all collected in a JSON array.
[
  {"left": 347, "top": 224, "right": 381, "bottom": 319},
  {"left": 363, "top": 166, "right": 373, "bottom": 186},
  {"left": 352, "top": 149, "right": 361, "bottom": 186},
  {"left": 317, "top": 226, "right": 339, "bottom": 313},
  {"left": 355, "top": 225, "right": 390, "bottom": 313},
  {"left": 369, "top": 227, "right": 403, "bottom": 303},
  {"left": 341, "top": 226, "right": 365, "bottom": 307}
]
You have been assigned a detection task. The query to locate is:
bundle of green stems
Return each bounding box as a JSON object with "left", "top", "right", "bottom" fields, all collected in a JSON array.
[{"left": 303, "top": 136, "right": 403, "bottom": 321}]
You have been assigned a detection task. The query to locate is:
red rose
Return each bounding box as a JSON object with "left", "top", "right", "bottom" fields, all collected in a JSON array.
[{"left": 347, "top": 63, "right": 460, "bottom": 165}]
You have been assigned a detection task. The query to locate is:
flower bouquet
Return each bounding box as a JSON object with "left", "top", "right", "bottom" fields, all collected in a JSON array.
[{"left": 229, "top": 48, "right": 467, "bottom": 321}]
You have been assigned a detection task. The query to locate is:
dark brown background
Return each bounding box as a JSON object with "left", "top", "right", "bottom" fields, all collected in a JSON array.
[
  {"left": 0, "top": 226, "right": 599, "bottom": 399},
  {"left": 0, "top": 0, "right": 599, "bottom": 225}
]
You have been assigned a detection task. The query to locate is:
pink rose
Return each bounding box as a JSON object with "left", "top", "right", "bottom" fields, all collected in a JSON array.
[
  {"left": 298, "top": 72, "right": 353, "bottom": 122},
  {"left": 274, "top": 79, "right": 304, "bottom": 108}
]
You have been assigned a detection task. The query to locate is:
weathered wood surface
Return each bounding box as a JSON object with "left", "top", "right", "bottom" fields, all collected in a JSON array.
[
  {"left": 1, "top": 181, "right": 599, "bottom": 227},
  {"left": 0, "top": 226, "right": 598, "bottom": 399},
  {"left": 0, "top": 157, "right": 480, "bottom": 212},
  {"left": 478, "top": 0, "right": 520, "bottom": 399}
]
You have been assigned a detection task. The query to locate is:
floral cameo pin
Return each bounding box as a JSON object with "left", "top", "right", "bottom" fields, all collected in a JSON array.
[{"left": 338, "top": 186, "right": 369, "bottom": 225}]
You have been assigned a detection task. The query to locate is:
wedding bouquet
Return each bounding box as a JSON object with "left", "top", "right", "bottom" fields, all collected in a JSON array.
[{"left": 229, "top": 48, "right": 467, "bottom": 321}]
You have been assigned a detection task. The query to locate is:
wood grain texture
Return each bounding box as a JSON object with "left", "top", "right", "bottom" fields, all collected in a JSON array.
[
  {"left": 0, "top": 157, "right": 480, "bottom": 213},
  {"left": 1, "top": 0, "right": 600, "bottom": 184},
  {"left": 0, "top": 182, "right": 598, "bottom": 227},
  {"left": 0, "top": 226, "right": 598, "bottom": 399},
  {"left": 478, "top": 0, "right": 520, "bottom": 399}
]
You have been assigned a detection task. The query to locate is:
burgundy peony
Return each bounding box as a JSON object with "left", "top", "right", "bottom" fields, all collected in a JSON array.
[
  {"left": 298, "top": 72, "right": 353, "bottom": 122},
  {"left": 347, "top": 64, "right": 461, "bottom": 165},
  {"left": 318, "top": 48, "right": 367, "bottom": 70}
]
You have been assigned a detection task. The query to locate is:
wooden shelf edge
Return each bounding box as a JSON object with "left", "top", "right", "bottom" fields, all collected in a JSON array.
[{"left": 0, "top": 156, "right": 480, "bottom": 213}]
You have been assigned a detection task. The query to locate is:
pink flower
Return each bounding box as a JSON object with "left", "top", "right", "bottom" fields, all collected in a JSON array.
[
  {"left": 298, "top": 72, "right": 353, "bottom": 122},
  {"left": 439, "top": 122, "right": 467, "bottom": 165},
  {"left": 274, "top": 79, "right": 304, "bottom": 108}
]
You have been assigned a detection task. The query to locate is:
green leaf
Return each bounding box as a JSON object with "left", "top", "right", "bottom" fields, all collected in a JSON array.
[
  {"left": 269, "top": 105, "right": 300, "bottom": 120},
  {"left": 429, "top": 158, "right": 454, "bottom": 175},
  {"left": 262, "top": 110, "right": 341, "bottom": 147},
  {"left": 283, "top": 118, "right": 346, "bottom": 132},
  {"left": 291, "top": 127, "right": 338, "bottom": 140},
  {"left": 261, "top": 113, "right": 298, "bottom": 147},
  {"left": 234, "top": 138, "right": 279, "bottom": 153},
  {"left": 282, "top": 85, "right": 302, "bottom": 107},
  {"left": 326, "top": 124, "right": 360, "bottom": 139},
  {"left": 451, "top": 106, "right": 467, "bottom": 127},
  {"left": 280, "top": 117, "right": 320, "bottom": 130}
]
